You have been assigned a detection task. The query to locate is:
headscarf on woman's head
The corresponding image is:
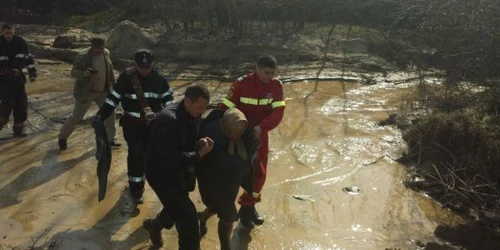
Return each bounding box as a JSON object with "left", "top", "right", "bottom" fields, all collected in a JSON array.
[{"left": 220, "top": 108, "right": 248, "bottom": 160}]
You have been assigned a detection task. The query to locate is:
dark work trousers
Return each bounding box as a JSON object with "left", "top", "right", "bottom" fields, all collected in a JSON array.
[
  {"left": 146, "top": 170, "right": 200, "bottom": 250},
  {"left": 0, "top": 79, "right": 28, "bottom": 128},
  {"left": 122, "top": 123, "right": 151, "bottom": 198}
]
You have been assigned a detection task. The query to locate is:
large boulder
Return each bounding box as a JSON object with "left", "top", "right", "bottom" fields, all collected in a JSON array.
[
  {"left": 53, "top": 35, "right": 76, "bottom": 49},
  {"left": 106, "top": 20, "right": 155, "bottom": 60}
]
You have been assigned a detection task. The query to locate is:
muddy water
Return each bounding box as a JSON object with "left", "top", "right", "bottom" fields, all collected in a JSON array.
[{"left": 0, "top": 69, "right": 460, "bottom": 250}]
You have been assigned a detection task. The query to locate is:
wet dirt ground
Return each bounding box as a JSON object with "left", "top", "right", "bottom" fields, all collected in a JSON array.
[{"left": 0, "top": 62, "right": 461, "bottom": 250}]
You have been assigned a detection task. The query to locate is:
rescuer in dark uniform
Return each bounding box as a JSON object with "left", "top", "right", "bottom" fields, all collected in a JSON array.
[
  {"left": 0, "top": 23, "right": 37, "bottom": 135},
  {"left": 143, "top": 84, "right": 214, "bottom": 250},
  {"left": 92, "top": 49, "right": 173, "bottom": 204}
]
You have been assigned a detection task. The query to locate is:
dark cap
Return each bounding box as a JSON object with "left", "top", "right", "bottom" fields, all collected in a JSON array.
[
  {"left": 135, "top": 49, "right": 154, "bottom": 69},
  {"left": 91, "top": 37, "right": 105, "bottom": 46}
]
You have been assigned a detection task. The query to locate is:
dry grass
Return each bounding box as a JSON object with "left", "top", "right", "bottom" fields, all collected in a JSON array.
[{"left": 400, "top": 83, "right": 500, "bottom": 216}]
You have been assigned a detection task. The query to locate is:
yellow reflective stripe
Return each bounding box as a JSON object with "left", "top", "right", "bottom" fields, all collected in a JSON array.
[
  {"left": 243, "top": 191, "right": 261, "bottom": 198},
  {"left": 271, "top": 101, "right": 286, "bottom": 109},
  {"left": 260, "top": 99, "right": 273, "bottom": 105},
  {"left": 222, "top": 98, "right": 236, "bottom": 108},
  {"left": 240, "top": 97, "right": 273, "bottom": 105},
  {"left": 240, "top": 97, "right": 257, "bottom": 105}
]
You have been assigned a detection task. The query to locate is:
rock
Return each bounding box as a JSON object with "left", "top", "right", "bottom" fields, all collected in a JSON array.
[
  {"left": 106, "top": 20, "right": 155, "bottom": 60},
  {"left": 342, "top": 186, "right": 360, "bottom": 195},
  {"left": 378, "top": 114, "right": 398, "bottom": 126},
  {"left": 28, "top": 44, "right": 84, "bottom": 63},
  {"left": 53, "top": 35, "right": 76, "bottom": 49},
  {"left": 291, "top": 195, "right": 315, "bottom": 202}
]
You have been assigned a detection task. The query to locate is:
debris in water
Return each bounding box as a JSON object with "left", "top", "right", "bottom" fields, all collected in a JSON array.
[
  {"left": 343, "top": 186, "right": 360, "bottom": 195},
  {"left": 292, "top": 195, "right": 315, "bottom": 202},
  {"left": 415, "top": 240, "right": 426, "bottom": 248}
]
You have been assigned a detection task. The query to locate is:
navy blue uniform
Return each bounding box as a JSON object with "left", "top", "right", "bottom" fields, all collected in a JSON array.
[
  {"left": 145, "top": 100, "right": 201, "bottom": 250},
  {"left": 0, "top": 35, "right": 37, "bottom": 133},
  {"left": 97, "top": 67, "right": 173, "bottom": 199}
]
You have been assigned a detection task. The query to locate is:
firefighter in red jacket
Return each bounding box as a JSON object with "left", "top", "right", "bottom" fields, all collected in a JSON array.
[{"left": 219, "top": 55, "right": 285, "bottom": 228}]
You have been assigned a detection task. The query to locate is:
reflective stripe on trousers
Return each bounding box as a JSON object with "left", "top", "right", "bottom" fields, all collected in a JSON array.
[{"left": 129, "top": 176, "right": 145, "bottom": 182}]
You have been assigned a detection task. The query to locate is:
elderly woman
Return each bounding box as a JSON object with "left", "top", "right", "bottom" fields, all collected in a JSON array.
[{"left": 196, "top": 108, "right": 259, "bottom": 250}]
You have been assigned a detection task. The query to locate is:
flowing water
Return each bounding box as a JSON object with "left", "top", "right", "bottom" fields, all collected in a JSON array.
[{"left": 0, "top": 64, "right": 460, "bottom": 250}]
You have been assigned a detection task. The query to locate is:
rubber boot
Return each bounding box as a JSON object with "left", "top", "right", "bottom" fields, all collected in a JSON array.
[
  {"left": 218, "top": 220, "right": 233, "bottom": 250},
  {"left": 129, "top": 181, "right": 144, "bottom": 204},
  {"left": 159, "top": 208, "right": 175, "bottom": 229},
  {"left": 198, "top": 208, "right": 216, "bottom": 238},
  {"left": 238, "top": 206, "right": 254, "bottom": 229},
  {"left": 58, "top": 138, "right": 67, "bottom": 150},
  {"left": 13, "top": 123, "right": 26, "bottom": 136},
  {"left": 143, "top": 217, "right": 164, "bottom": 247},
  {"left": 251, "top": 206, "right": 264, "bottom": 225},
  {"left": 143, "top": 209, "right": 174, "bottom": 247}
]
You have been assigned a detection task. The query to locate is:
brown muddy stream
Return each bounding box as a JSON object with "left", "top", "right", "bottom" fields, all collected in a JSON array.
[{"left": 0, "top": 66, "right": 460, "bottom": 249}]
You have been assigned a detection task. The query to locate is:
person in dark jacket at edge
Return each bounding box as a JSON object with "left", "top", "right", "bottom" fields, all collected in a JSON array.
[
  {"left": 92, "top": 49, "right": 173, "bottom": 204},
  {"left": 0, "top": 23, "right": 37, "bottom": 135},
  {"left": 197, "top": 108, "right": 259, "bottom": 250},
  {"left": 143, "top": 84, "right": 214, "bottom": 250}
]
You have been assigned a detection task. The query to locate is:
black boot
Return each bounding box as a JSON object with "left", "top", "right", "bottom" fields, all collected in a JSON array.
[
  {"left": 143, "top": 209, "right": 174, "bottom": 247},
  {"left": 143, "top": 218, "right": 164, "bottom": 247},
  {"left": 129, "top": 181, "right": 144, "bottom": 204},
  {"left": 238, "top": 206, "right": 254, "bottom": 229},
  {"left": 198, "top": 208, "right": 216, "bottom": 238},
  {"left": 130, "top": 191, "right": 143, "bottom": 204},
  {"left": 58, "top": 139, "right": 67, "bottom": 150},
  {"left": 251, "top": 206, "right": 264, "bottom": 225},
  {"left": 13, "top": 123, "right": 26, "bottom": 136},
  {"left": 158, "top": 208, "right": 175, "bottom": 230}
]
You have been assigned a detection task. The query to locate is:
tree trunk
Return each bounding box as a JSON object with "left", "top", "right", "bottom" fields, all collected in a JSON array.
[{"left": 215, "top": 0, "right": 230, "bottom": 27}]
